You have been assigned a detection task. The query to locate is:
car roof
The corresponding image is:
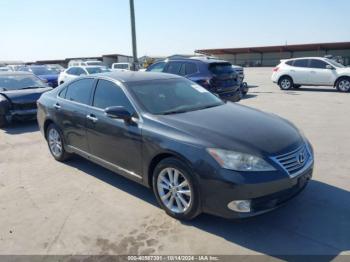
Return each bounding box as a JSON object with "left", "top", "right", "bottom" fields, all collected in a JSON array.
[
  {"left": 287, "top": 57, "right": 328, "bottom": 61},
  {"left": 97, "top": 71, "right": 181, "bottom": 83},
  {"left": 158, "top": 57, "right": 230, "bottom": 64}
]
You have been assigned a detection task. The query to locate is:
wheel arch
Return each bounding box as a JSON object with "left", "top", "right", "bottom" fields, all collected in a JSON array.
[
  {"left": 278, "top": 74, "right": 294, "bottom": 84},
  {"left": 43, "top": 118, "right": 55, "bottom": 139},
  {"left": 147, "top": 151, "right": 193, "bottom": 188},
  {"left": 334, "top": 75, "right": 350, "bottom": 87}
]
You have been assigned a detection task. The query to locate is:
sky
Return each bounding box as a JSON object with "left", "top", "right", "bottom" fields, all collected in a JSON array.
[{"left": 0, "top": 0, "right": 349, "bottom": 61}]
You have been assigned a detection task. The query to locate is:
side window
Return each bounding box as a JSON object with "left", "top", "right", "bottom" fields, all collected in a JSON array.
[
  {"left": 285, "top": 60, "right": 294, "bottom": 66},
  {"left": 165, "top": 62, "right": 182, "bottom": 75},
  {"left": 179, "top": 63, "right": 186, "bottom": 76},
  {"left": 66, "top": 68, "right": 76, "bottom": 75},
  {"left": 148, "top": 62, "right": 166, "bottom": 72},
  {"left": 93, "top": 80, "right": 135, "bottom": 113},
  {"left": 75, "top": 68, "right": 87, "bottom": 76},
  {"left": 293, "top": 59, "right": 309, "bottom": 68},
  {"left": 65, "top": 79, "right": 95, "bottom": 105},
  {"left": 185, "top": 63, "right": 198, "bottom": 75},
  {"left": 309, "top": 59, "right": 328, "bottom": 69}
]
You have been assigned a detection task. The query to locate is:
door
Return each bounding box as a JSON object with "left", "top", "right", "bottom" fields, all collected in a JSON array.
[
  {"left": 54, "top": 78, "right": 95, "bottom": 152},
  {"left": 308, "top": 59, "right": 337, "bottom": 86},
  {"left": 86, "top": 79, "right": 143, "bottom": 177},
  {"left": 289, "top": 59, "right": 310, "bottom": 84}
]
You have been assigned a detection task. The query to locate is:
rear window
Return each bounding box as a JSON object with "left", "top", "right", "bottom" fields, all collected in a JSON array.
[
  {"left": 293, "top": 59, "right": 309, "bottom": 68},
  {"left": 209, "top": 63, "right": 234, "bottom": 74}
]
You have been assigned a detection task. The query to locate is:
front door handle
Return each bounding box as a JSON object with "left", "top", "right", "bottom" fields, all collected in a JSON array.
[
  {"left": 86, "top": 114, "right": 98, "bottom": 123},
  {"left": 54, "top": 103, "right": 61, "bottom": 110}
]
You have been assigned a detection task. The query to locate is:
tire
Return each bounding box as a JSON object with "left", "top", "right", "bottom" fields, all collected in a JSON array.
[
  {"left": 336, "top": 77, "right": 350, "bottom": 92},
  {"left": 241, "top": 82, "right": 249, "bottom": 95},
  {"left": 226, "top": 91, "right": 242, "bottom": 102},
  {"left": 0, "top": 115, "right": 8, "bottom": 128},
  {"left": 293, "top": 84, "right": 301, "bottom": 89},
  {"left": 152, "top": 157, "right": 201, "bottom": 220},
  {"left": 278, "top": 76, "right": 293, "bottom": 90},
  {"left": 46, "top": 123, "right": 71, "bottom": 162}
]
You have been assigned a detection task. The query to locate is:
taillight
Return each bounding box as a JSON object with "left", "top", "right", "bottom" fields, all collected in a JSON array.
[{"left": 273, "top": 67, "right": 279, "bottom": 72}]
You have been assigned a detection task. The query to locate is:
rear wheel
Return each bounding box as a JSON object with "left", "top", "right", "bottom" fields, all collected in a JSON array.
[
  {"left": 152, "top": 157, "right": 201, "bottom": 220},
  {"left": 336, "top": 77, "right": 350, "bottom": 92},
  {"left": 46, "top": 123, "right": 71, "bottom": 161},
  {"left": 241, "top": 82, "right": 249, "bottom": 95},
  {"left": 279, "top": 76, "right": 293, "bottom": 90}
]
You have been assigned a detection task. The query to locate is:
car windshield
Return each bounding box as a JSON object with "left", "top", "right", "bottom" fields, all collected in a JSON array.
[
  {"left": 127, "top": 78, "right": 224, "bottom": 115},
  {"left": 0, "top": 74, "right": 47, "bottom": 90},
  {"left": 31, "top": 67, "right": 58, "bottom": 75},
  {"left": 209, "top": 63, "right": 234, "bottom": 74},
  {"left": 325, "top": 58, "right": 345, "bottom": 68},
  {"left": 85, "top": 67, "right": 110, "bottom": 74}
]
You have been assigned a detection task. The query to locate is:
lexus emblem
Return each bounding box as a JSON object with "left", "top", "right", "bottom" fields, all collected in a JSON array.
[{"left": 298, "top": 152, "right": 305, "bottom": 164}]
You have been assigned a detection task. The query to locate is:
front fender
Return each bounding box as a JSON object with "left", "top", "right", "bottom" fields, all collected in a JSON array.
[{"left": 0, "top": 95, "right": 10, "bottom": 115}]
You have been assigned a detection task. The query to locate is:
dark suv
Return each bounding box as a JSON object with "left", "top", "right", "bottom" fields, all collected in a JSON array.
[{"left": 146, "top": 57, "right": 241, "bottom": 101}]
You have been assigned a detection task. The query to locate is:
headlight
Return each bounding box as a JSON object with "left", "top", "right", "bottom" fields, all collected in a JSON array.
[{"left": 207, "top": 148, "right": 276, "bottom": 172}]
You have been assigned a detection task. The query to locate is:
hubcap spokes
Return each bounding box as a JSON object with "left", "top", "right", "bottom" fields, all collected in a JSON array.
[
  {"left": 339, "top": 80, "right": 350, "bottom": 91},
  {"left": 48, "top": 129, "right": 62, "bottom": 157},
  {"left": 281, "top": 79, "right": 290, "bottom": 89},
  {"left": 157, "top": 168, "right": 192, "bottom": 213}
]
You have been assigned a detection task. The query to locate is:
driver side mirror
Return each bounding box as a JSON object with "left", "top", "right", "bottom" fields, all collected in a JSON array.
[
  {"left": 105, "top": 106, "right": 133, "bottom": 122},
  {"left": 326, "top": 65, "right": 335, "bottom": 70}
]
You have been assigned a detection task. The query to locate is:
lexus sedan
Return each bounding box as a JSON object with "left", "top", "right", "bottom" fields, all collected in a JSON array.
[
  {"left": 37, "top": 71, "right": 314, "bottom": 220},
  {"left": 0, "top": 72, "right": 52, "bottom": 127}
]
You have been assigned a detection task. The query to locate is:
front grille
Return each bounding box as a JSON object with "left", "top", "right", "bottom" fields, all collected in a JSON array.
[
  {"left": 273, "top": 144, "right": 311, "bottom": 176},
  {"left": 12, "top": 103, "right": 37, "bottom": 110}
]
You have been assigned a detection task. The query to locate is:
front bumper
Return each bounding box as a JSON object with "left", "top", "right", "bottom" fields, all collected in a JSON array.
[{"left": 200, "top": 161, "right": 313, "bottom": 219}]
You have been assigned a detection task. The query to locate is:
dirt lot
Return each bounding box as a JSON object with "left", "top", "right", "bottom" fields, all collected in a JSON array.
[{"left": 0, "top": 67, "right": 349, "bottom": 258}]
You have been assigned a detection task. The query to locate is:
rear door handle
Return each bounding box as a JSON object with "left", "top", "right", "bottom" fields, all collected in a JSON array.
[
  {"left": 86, "top": 114, "right": 98, "bottom": 123},
  {"left": 54, "top": 103, "right": 61, "bottom": 110}
]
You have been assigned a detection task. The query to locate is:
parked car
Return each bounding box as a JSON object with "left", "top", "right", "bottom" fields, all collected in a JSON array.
[
  {"left": 146, "top": 57, "right": 242, "bottom": 101},
  {"left": 7, "top": 65, "right": 24, "bottom": 71},
  {"left": 68, "top": 60, "right": 103, "bottom": 67},
  {"left": 0, "top": 72, "right": 52, "bottom": 127},
  {"left": 111, "top": 62, "right": 132, "bottom": 71},
  {"left": 232, "top": 64, "right": 249, "bottom": 96},
  {"left": 58, "top": 66, "right": 111, "bottom": 85},
  {"left": 18, "top": 65, "right": 59, "bottom": 88},
  {"left": 272, "top": 57, "right": 350, "bottom": 92},
  {"left": 37, "top": 71, "right": 314, "bottom": 220}
]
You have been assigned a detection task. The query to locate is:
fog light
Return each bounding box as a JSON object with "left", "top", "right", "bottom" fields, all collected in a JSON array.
[{"left": 228, "top": 200, "right": 251, "bottom": 213}]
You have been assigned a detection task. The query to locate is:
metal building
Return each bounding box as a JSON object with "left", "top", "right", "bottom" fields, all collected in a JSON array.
[{"left": 196, "top": 42, "right": 350, "bottom": 67}]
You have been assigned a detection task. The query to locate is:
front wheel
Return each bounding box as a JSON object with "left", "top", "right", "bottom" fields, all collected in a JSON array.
[
  {"left": 279, "top": 76, "right": 293, "bottom": 90},
  {"left": 336, "top": 78, "right": 350, "bottom": 92},
  {"left": 46, "top": 123, "right": 71, "bottom": 161},
  {"left": 152, "top": 157, "right": 201, "bottom": 220},
  {"left": 0, "top": 115, "right": 8, "bottom": 128}
]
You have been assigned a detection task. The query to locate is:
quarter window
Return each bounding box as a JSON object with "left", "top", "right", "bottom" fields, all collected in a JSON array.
[
  {"left": 66, "top": 68, "right": 77, "bottom": 75},
  {"left": 293, "top": 59, "right": 309, "bottom": 68},
  {"left": 65, "top": 79, "right": 95, "bottom": 105},
  {"left": 93, "top": 80, "right": 134, "bottom": 113},
  {"left": 185, "top": 63, "right": 198, "bottom": 75},
  {"left": 309, "top": 59, "right": 328, "bottom": 69}
]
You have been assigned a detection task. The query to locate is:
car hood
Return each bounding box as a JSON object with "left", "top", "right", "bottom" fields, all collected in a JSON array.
[
  {"left": 156, "top": 103, "right": 303, "bottom": 156},
  {"left": 337, "top": 67, "right": 350, "bottom": 74},
  {"left": 0, "top": 87, "right": 53, "bottom": 104}
]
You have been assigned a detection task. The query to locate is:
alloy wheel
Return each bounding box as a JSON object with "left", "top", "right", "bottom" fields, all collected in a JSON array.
[
  {"left": 338, "top": 79, "right": 350, "bottom": 92},
  {"left": 280, "top": 79, "right": 291, "bottom": 90},
  {"left": 157, "top": 167, "right": 192, "bottom": 214},
  {"left": 48, "top": 128, "right": 63, "bottom": 158}
]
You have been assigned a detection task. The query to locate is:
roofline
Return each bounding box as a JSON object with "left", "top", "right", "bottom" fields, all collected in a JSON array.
[{"left": 195, "top": 41, "right": 350, "bottom": 55}]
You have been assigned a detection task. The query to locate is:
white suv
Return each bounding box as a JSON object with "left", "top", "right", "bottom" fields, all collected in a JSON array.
[
  {"left": 58, "top": 66, "right": 110, "bottom": 85},
  {"left": 271, "top": 57, "right": 350, "bottom": 92}
]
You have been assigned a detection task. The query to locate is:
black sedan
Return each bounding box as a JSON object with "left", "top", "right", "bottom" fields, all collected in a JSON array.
[
  {"left": 37, "top": 71, "right": 314, "bottom": 220},
  {"left": 0, "top": 72, "right": 52, "bottom": 127}
]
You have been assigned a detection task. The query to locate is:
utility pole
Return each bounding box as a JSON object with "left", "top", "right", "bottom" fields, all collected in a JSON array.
[{"left": 129, "top": 0, "right": 138, "bottom": 71}]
